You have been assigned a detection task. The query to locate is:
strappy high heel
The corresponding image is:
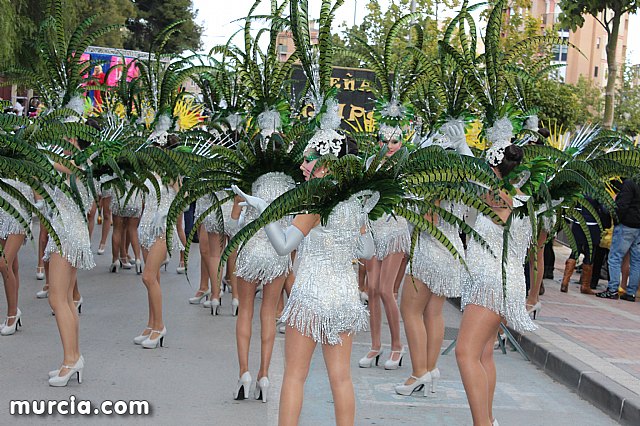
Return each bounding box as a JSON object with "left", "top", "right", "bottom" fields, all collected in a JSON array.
[
  {"left": 384, "top": 347, "right": 406, "bottom": 370},
  {"left": 0, "top": 309, "right": 22, "bottom": 336},
  {"left": 133, "top": 327, "right": 152, "bottom": 345},
  {"left": 74, "top": 297, "right": 83, "bottom": 314},
  {"left": 36, "top": 284, "right": 49, "bottom": 299},
  {"left": 142, "top": 327, "right": 166, "bottom": 349},
  {"left": 48, "top": 356, "right": 84, "bottom": 387},
  {"left": 359, "top": 348, "right": 384, "bottom": 368},
  {"left": 189, "top": 290, "right": 211, "bottom": 305},
  {"left": 120, "top": 257, "right": 132, "bottom": 269},
  {"left": 394, "top": 371, "right": 431, "bottom": 396}
]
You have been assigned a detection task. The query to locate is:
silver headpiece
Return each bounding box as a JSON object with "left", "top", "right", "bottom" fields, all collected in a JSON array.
[
  {"left": 257, "top": 109, "right": 282, "bottom": 138},
  {"left": 379, "top": 123, "right": 403, "bottom": 142},
  {"left": 485, "top": 117, "right": 514, "bottom": 167},
  {"left": 226, "top": 113, "right": 242, "bottom": 131},
  {"left": 147, "top": 114, "right": 172, "bottom": 146},
  {"left": 306, "top": 98, "right": 345, "bottom": 157}
]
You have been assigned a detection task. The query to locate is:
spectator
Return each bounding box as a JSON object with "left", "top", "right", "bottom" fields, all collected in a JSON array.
[
  {"left": 13, "top": 99, "right": 24, "bottom": 116},
  {"left": 597, "top": 177, "right": 640, "bottom": 301},
  {"left": 560, "top": 196, "right": 611, "bottom": 294}
]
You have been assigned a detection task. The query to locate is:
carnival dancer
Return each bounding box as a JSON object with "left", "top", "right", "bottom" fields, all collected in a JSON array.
[
  {"left": 456, "top": 120, "right": 536, "bottom": 425},
  {"left": 109, "top": 181, "right": 143, "bottom": 274},
  {"left": 0, "top": 179, "right": 34, "bottom": 335}
]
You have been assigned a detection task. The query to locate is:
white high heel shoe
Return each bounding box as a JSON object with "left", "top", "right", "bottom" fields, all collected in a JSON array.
[
  {"left": 384, "top": 347, "right": 406, "bottom": 370},
  {"left": 48, "top": 356, "right": 84, "bottom": 387},
  {"left": 209, "top": 298, "right": 221, "bottom": 316},
  {"left": 109, "top": 260, "right": 120, "bottom": 273},
  {"left": 394, "top": 371, "right": 431, "bottom": 396},
  {"left": 36, "top": 285, "right": 49, "bottom": 299},
  {"left": 120, "top": 257, "right": 133, "bottom": 270},
  {"left": 135, "top": 259, "right": 143, "bottom": 275},
  {"left": 97, "top": 244, "right": 106, "bottom": 255},
  {"left": 133, "top": 327, "right": 152, "bottom": 345},
  {"left": 234, "top": 372, "right": 252, "bottom": 400},
  {"left": 254, "top": 377, "right": 270, "bottom": 403},
  {"left": 74, "top": 297, "right": 83, "bottom": 314},
  {"left": 49, "top": 355, "right": 84, "bottom": 378},
  {"left": 231, "top": 298, "right": 239, "bottom": 316},
  {"left": 492, "top": 419, "right": 499, "bottom": 426},
  {"left": 142, "top": 327, "right": 166, "bottom": 349},
  {"left": 527, "top": 302, "right": 542, "bottom": 320},
  {"left": 359, "top": 348, "right": 384, "bottom": 368},
  {"left": 0, "top": 309, "right": 22, "bottom": 336},
  {"left": 36, "top": 266, "right": 45, "bottom": 280},
  {"left": 426, "top": 368, "right": 440, "bottom": 395},
  {"left": 189, "top": 290, "right": 211, "bottom": 305},
  {"left": 176, "top": 262, "right": 186, "bottom": 274}
]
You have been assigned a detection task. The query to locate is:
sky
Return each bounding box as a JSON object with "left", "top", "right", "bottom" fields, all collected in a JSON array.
[{"left": 192, "top": 0, "right": 640, "bottom": 65}]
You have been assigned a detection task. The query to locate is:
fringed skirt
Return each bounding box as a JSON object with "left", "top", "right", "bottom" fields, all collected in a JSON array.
[
  {"left": 43, "top": 188, "right": 95, "bottom": 270},
  {"left": 0, "top": 180, "right": 33, "bottom": 239},
  {"left": 408, "top": 230, "right": 464, "bottom": 298},
  {"left": 138, "top": 214, "right": 184, "bottom": 254},
  {"left": 371, "top": 214, "right": 410, "bottom": 260},
  {"left": 195, "top": 194, "right": 226, "bottom": 234},
  {"left": 235, "top": 229, "right": 291, "bottom": 284}
]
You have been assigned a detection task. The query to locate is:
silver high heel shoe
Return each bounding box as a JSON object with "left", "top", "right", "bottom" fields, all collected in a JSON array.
[
  {"left": 426, "top": 368, "right": 440, "bottom": 395},
  {"left": 254, "top": 377, "right": 270, "bottom": 402},
  {"left": 142, "top": 327, "right": 166, "bottom": 349},
  {"left": 359, "top": 348, "right": 384, "bottom": 368},
  {"left": 384, "top": 347, "right": 406, "bottom": 370},
  {"left": 394, "top": 371, "right": 431, "bottom": 396},
  {"left": 49, "top": 355, "right": 84, "bottom": 378},
  {"left": 36, "top": 285, "right": 49, "bottom": 299},
  {"left": 231, "top": 298, "right": 239, "bottom": 316},
  {"left": 133, "top": 327, "right": 152, "bottom": 345},
  {"left": 527, "top": 302, "right": 542, "bottom": 320},
  {"left": 0, "top": 308, "right": 22, "bottom": 336},
  {"left": 234, "top": 372, "right": 252, "bottom": 400},
  {"left": 74, "top": 297, "right": 83, "bottom": 314},
  {"left": 48, "top": 356, "right": 84, "bottom": 387},
  {"left": 209, "top": 298, "right": 221, "bottom": 316},
  {"left": 189, "top": 290, "right": 211, "bottom": 305}
]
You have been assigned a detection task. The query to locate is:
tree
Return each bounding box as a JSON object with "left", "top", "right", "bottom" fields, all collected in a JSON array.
[
  {"left": 570, "top": 75, "right": 604, "bottom": 124},
  {"left": 558, "top": 0, "right": 639, "bottom": 129},
  {"left": 532, "top": 79, "right": 581, "bottom": 129},
  {"left": 615, "top": 63, "right": 640, "bottom": 135},
  {"left": 124, "top": 0, "right": 203, "bottom": 53}
]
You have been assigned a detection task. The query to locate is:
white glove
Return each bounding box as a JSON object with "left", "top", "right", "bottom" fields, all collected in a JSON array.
[
  {"left": 264, "top": 224, "right": 305, "bottom": 256},
  {"left": 440, "top": 119, "right": 473, "bottom": 157},
  {"left": 232, "top": 185, "right": 268, "bottom": 214},
  {"left": 152, "top": 209, "right": 168, "bottom": 235},
  {"left": 34, "top": 199, "right": 46, "bottom": 211},
  {"left": 356, "top": 230, "right": 375, "bottom": 260}
]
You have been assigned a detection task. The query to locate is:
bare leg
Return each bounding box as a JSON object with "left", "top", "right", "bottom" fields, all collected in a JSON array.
[
  {"left": 236, "top": 277, "right": 256, "bottom": 375},
  {"left": 1, "top": 235, "right": 25, "bottom": 323},
  {"left": 393, "top": 255, "right": 408, "bottom": 299},
  {"left": 87, "top": 202, "right": 97, "bottom": 240},
  {"left": 127, "top": 217, "right": 142, "bottom": 261},
  {"left": 177, "top": 214, "right": 186, "bottom": 266},
  {"left": 399, "top": 276, "right": 429, "bottom": 383},
  {"left": 455, "top": 304, "right": 502, "bottom": 426},
  {"left": 424, "top": 291, "right": 445, "bottom": 371},
  {"left": 140, "top": 239, "right": 168, "bottom": 339},
  {"left": 323, "top": 333, "right": 355, "bottom": 426},
  {"left": 197, "top": 226, "right": 211, "bottom": 294},
  {"left": 378, "top": 252, "right": 405, "bottom": 353},
  {"left": 279, "top": 327, "right": 317, "bottom": 426},
  {"left": 99, "top": 197, "right": 112, "bottom": 248},
  {"left": 206, "top": 231, "right": 224, "bottom": 300},
  {"left": 365, "top": 257, "right": 383, "bottom": 354},
  {"left": 258, "top": 275, "right": 287, "bottom": 379},
  {"left": 38, "top": 223, "right": 49, "bottom": 291},
  {"left": 227, "top": 249, "right": 239, "bottom": 300},
  {"left": 111, "top": 215, "right": 124, "bottom": 265},
  {"left": 48, "top": 254, "right": 81, "bottom": 375},
  {"left": 481, "top": 338, "right": 497, "bottom": 422}
]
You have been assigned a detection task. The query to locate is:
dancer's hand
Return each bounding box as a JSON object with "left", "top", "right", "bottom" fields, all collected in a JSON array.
[
  {"left": 152, "top": 209, "right": 168, "bottom": 235},
  {"left": 231, "top": 185, "right": 268, "bottom": 214},
  {"left": 440, "top": 120, "right": 473, "bottom": 156}
]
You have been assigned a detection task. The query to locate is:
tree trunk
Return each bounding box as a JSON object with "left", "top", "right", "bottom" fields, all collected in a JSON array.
[{"left": 603, "top": 12, "right": 621, "bottom": 129}]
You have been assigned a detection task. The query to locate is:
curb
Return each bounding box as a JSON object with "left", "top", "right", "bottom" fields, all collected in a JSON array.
[
  {"left": 446, "top": 299, "right": 640, "bottom": 425},
  {"left": 512, "top": 327, "right": 640, "bottom": 425}
]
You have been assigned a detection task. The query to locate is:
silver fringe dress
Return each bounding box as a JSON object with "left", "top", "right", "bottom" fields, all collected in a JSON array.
[
  {"left": 371, "top": 213, "right": 410, "bottom": 259},
  {"left": 0, "top": 179, "right": 34, "bottom": 238},
  {"left": 461, "top": 197, "right": 536, "bottom": 332},
  {"left": 280, "top": 192, "right": 370, "bottom": 345},
  {"left": 408, "top": 201, "right": 466, "bottom": 298},
  {"left": 43, "top": 183, "right": 95, "bottom": 270},
  {"left": 235, "top": 172, "right": 295, "bottom": 284},
  {"left": 138, "top": 179, "right": 184, "bottom": 253},
  {"left": 195, "top": 191, "right": 228, "bottom": 234},
  {"left": 110, "top": 182, "right": 143, "bottom": 218}
]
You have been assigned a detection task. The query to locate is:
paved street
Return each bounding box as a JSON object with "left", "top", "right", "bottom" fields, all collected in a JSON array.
[{"left": 0, "top": 228, "right": 623, "bottom": 425}]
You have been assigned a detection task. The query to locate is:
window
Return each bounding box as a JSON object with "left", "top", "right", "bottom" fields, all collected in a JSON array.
[
  {"left": 552, "top": 44, "right": 568, "bottom": 62},
  {"left": 594, "top": 66, "right": 599, "bottom": 77}
]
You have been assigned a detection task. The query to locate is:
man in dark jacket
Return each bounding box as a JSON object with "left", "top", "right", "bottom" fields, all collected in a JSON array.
[{"left": 597, "top": 177, "right": 640, "bottom": 301}]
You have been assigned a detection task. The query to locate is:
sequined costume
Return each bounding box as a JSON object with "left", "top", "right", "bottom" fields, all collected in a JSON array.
[
  {"left": 138, "top": 178, "right": 184, "bottom": 253},
  {"left": 110, "top": 183, "right": 143, "bottom": 218},
  {"left": 43, "top": 183, "right": 95, "bottom": 270},
  {"left": 462, "top": 197, "right": 536, "bottom": 332},
  {"left": 280, "top": 192, "right": 370, "bottom": 345},
  {"left": 0, "top": 179, "right": 34, "bottom": 238},
  {"left": 235, "top": 172, "right": 295, "bottom": 284},
  {"left": 194, "top": 191, "right": 228, "bottom": 234},
  {"left": 408, "top": 201, "right": 466, "bottom": 298},
  {"left": 371, "top": 213, "right": 410, "bottom": 259}
]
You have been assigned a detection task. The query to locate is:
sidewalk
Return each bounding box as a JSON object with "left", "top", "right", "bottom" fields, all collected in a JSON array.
[{"left": 513, "top": 242, "right": 640, "bottom": 425}]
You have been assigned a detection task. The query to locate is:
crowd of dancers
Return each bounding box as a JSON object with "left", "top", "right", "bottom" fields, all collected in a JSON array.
[{"left": 2, "top": 1, "right": 638, "bottom": 426}]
